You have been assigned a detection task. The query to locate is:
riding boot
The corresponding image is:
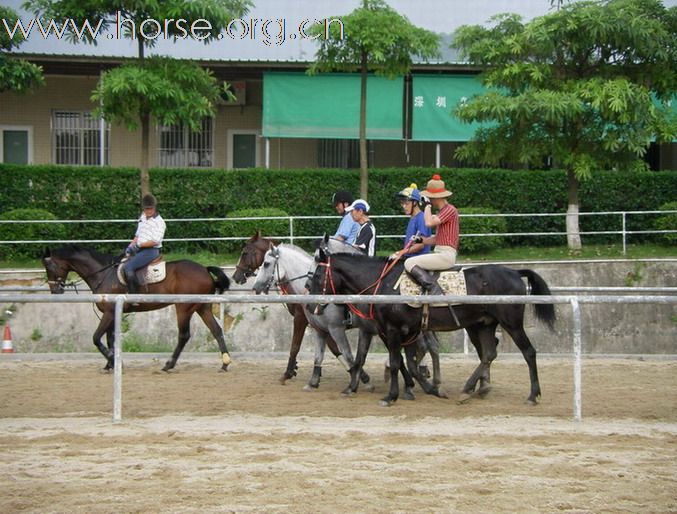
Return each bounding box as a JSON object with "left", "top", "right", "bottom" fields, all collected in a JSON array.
[
  {"left": 408, "top": 265, "right": 443, "bottom": 296},
  {"left": 126, "top": 273, "right": 141, "bottom": 305}
]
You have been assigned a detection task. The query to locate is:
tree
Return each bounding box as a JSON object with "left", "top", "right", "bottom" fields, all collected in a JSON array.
[
  {"left": 452, "top": 0, "right": 677, "bottom": 249},
  {"left": 0, "top": 6, "right": 44, "bottom": 93},
  {"left": 309, "top": 0, "right": 439, "bottom": 200},
  {"left": 24, "top": 0, "right": 251, "bottom": 196}
]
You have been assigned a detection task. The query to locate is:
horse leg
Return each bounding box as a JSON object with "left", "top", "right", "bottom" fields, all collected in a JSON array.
[
  {"left": 103, "top": 325, "right": 116, "bottom": 371},
  {"left": 303, "top": 330, "right": 328, "bottom": 391},
  {"left": 398, "top": 355, "right": 417, "bottom": 400},
  {"left": 404, "top": 343, "right": 445, "bottom": 399},
  {"left": 380, "top": 329, "right": 403, "bottom": 406},
  {"left": 197, "top": 304, "right": 231, "bottom": 372},
  {"left": 459, "top": 323, "right": 498, "bottom": 404},
  {"left": 422, "top": 330, "right": 442, "bottom": 387},
  {"left": 93, "top": 311, "right": 115, "bottom": 371},
  {"left": 163, "top": 306, "right": 194, "bottom": 372},
  {"left": 281, "top": 308, "right": 307, "bottom": 384},
  {"left": 500, "top": 317, "right": 541, "bottom": 405}
]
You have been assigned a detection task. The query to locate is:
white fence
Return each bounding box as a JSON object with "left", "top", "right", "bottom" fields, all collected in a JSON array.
[
  {"left": 1, "top": 209, "right": 675, "bottom": 253},
  {"left": 1, "top": 292, "right": 676, "bottom": 424}
]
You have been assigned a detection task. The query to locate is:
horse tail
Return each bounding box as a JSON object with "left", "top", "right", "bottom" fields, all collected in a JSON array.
[
  {"left": 518, "top": 269, "right": 556, "bottom": 331},
  {"left": 207, "top": 266, "right": 231, "bottom": 294}
]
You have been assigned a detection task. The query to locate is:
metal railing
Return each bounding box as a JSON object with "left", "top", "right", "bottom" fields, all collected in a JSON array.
[
  {"left": 1, "top": 291, "right": 676, "bottom": 424},
  {"left": 1, "top": 210, "right": 675, "bottom": 254}
]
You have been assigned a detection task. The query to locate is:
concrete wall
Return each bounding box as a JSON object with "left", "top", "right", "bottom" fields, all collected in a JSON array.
[{"left": 2, "top": 260, "right": 675, "bottom": 356}]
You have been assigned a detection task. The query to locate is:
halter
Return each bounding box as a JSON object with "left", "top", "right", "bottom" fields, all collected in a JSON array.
[{"left": 263, "top": 249, "right": 313, "bottom": 295}]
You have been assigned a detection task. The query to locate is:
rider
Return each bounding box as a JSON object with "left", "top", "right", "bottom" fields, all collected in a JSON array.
[
  {"left": 332, "top": 190, "right": 360, "bottom": 244},
  {"left": 345, "top": 199, "right": 376, "bottom": 256},
  {"left": 404, "top": 174, "right": 460, "bottom": 296},
  {"left": 124, "top": 193, "right": 166, "bottom": 295},
  {"left": 389, "top": 183, "right": 432, "bottom": 261}
]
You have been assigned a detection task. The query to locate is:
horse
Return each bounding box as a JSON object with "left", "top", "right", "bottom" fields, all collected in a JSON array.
[
  {"left": 251, "top": 243, "right": 382, "bottom": 393},
  {"left": 309, "top": 247, "right": 556, "bottom": 406},
  {"left": 233, "top": 232, "right": 362, "bottom": 386},
  {"left": 42, "top": 245, "right": 232, "bottom": 372},
  {"left": 317, "top": 236, "right": 444, "bottom": 391}
]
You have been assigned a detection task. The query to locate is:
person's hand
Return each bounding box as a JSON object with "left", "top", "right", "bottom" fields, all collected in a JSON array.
[
  {"left": 125, "top": 242, "right": 139, "bottom": 256},
  {"left": 388, "top": 251, "right": 400, "bottom": 261},
  {"left": 410, "top": 234, "right": 424, "bottom": 244},
  {"left": 419, "top": 195, "right": 431, "bottom": 211}
]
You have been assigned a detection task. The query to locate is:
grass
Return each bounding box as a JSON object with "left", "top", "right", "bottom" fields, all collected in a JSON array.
[{"left": 1, "top": 243, "right": 674, "bottom": 269}]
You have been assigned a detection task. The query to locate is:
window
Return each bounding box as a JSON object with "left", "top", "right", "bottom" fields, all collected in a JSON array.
[
  {"left": 317, "top": 139, "right": 371, "bottom": 168},
  {"left": 157, "top": 118, "right": 213, "bottom": 168},
  {"left": 52, "top": 111, "right": 109, "bottom": 165},
  {"left": 0, "top": 126, "right": 33, "bottom": 164}
]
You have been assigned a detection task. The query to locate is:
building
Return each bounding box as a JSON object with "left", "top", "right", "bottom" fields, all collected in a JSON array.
[{"left": 1, "top": 0, "right": 675, "bottom": 170}]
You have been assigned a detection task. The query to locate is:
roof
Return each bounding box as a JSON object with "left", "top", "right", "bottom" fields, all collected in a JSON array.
[{"left": 4, "top": 0, "right": 559, "bottom": 64}]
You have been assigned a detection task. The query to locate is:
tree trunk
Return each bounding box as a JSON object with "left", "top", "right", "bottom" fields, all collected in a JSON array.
[
  {"left": 140, "top": 111, "right": 151, "bottom": 197},
  {"left": 138, "top": 38, "right": 150, "bottom": 197},
  {"left": 359, "top": 50, "right": 368, "bottom": 200},
  {"left": 566, "top": 168, "right": 582, "bottom": 250}
]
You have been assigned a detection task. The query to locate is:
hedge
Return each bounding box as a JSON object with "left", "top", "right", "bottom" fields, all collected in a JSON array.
[{"left": 2, "top": 164, "right": 676, "bottom": 255}]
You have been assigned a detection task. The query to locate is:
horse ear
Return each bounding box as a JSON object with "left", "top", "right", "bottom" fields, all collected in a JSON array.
[
  {"left": 323, "top": 233, "right": 329, "bottom": 243},
  {"left": 43, "top": 247, "right": 51, "bottom": 258},
  {"left": 317, "top": 247, "right": 328, "bottom": 262},
  {"left": 252, "top": 230, "right": 261, "bottom": 241}
]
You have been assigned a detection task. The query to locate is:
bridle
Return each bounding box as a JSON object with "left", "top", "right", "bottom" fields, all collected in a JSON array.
[{"left": 261, "top": 248, "right": 313, "bottom": 295}]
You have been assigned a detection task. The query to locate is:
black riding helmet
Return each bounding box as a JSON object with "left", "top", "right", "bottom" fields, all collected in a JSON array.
[{"left": 332, "top": 190, "right": 354, "bottom": 206}]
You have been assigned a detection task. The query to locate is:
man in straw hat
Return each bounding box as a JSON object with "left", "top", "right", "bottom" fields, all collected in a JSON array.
[{"left": 405, "top": 174, "right": 460, "bottom": 296}]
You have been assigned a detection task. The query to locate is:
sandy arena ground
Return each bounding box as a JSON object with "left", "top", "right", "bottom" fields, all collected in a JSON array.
[{"left": 0, "top": 353, "right": 676, "bottom": 514}]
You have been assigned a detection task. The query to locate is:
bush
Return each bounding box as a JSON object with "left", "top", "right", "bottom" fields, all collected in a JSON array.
[
  {"left": 654, "top": 202, "right": 677, "bottom": 245},
  {"left": 0, "top": 208, "right": 66, "bottom": 259},
  {"left": 215, "top": 208, "right": 290, "bottom": 253},
  {"left": 459, "top": 207, "right": 507, "bottom": 254}
]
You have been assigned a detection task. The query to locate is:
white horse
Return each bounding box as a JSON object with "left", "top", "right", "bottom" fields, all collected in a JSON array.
[{"left": 253, "top": 241, "right": 440, "bottom": 398}]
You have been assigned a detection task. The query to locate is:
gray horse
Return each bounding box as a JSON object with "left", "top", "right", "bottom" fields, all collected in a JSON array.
[{"left": 253, "top": 242, "right": 442, "bottom": 398}]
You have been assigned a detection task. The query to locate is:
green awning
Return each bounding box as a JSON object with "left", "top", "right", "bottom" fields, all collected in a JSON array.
[
  {"left": 263, "top": 72, "right": 403, "bottom": 140},
  {"left": 411, "top": 75, "right": 486, "bottom": 141}
]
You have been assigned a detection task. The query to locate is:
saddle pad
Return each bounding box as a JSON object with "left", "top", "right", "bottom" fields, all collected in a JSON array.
[
  {"left": 118, "top": 258, "right": 166, "bottom": 285},
  {"left": 395, "top": 269, "right": 467, "bottom": 308}
]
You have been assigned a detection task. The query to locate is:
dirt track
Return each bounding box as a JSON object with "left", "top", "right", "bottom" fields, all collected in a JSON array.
[{"left": 1, "top": 354, "right": 676, "bottom": 513}]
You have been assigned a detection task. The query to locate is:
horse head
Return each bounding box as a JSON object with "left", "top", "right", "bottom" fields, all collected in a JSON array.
[
  {"left": 252, "top": 245, "right": 280, "bottom": 295},
  {"left": 233, "top": 231, "right": 276, "bottom": 284},
  {"left": 42, "top": 247, "right": 70, "bottom": 294}
]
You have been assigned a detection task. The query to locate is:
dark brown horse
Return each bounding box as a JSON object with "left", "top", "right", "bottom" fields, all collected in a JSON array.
[
  {"left": 232, "top": 231, "right": 348, "bottom": 384},
  {"left": 42, "top": 245, "right": 232, "bottom": 372}
]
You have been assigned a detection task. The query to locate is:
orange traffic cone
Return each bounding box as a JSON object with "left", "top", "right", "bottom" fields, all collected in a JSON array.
[{"left": 2, "top": 324, "right": 14, "bottom": 353}]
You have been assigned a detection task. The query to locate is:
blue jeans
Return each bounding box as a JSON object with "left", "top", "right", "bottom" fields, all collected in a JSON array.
[{"left": 125, "top": 248, "right": 160, "bottom": 279}]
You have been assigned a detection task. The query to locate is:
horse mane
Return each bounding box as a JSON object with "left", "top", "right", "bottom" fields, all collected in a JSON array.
[
  {"left": 278, "top": 243, "right": 311, "bottom": 259},
  {"left": 50, "top": 244, "right": 115, "bottom": 265}
]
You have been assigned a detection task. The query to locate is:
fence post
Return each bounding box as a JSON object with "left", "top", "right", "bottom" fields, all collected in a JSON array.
[
  {"left": 289, "top": 217, "right": 294, "bottom": 246},
  {"left": 571, "top": 298, "right": 582, "bottom": 422},
  {"left": 622, "top": 212, "right": 627, "bottom": 256},
  {"left": 113, "top": 296, "right": 124, "bottom": 423}
]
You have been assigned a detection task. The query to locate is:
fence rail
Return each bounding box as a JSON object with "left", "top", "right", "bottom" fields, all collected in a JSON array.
[
  {"left": 1, "top": 209, "right": 675, "bottom": 254},
  {"left": 1, "top": 292, "right": 676, "bottom": 424}
]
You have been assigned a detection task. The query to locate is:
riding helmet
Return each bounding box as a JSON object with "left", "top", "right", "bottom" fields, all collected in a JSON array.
[
  {"left": 396, "top": 183, "right": 421, "bottom": 202},
  {"left": 332, "top": 190, "right": 354, "bottom": 206}
]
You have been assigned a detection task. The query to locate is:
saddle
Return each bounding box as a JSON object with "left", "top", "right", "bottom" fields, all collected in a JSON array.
[
  {"left": 395, "top": 266, "right": 468, "bottom": 308},
  {"left": 117, "top": 256, "right": 166, "bottom": 286}
]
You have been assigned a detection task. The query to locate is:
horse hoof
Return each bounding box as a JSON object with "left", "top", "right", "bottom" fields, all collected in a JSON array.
[
  {"left": 220, "top": 363, "right": 229, "bottom": 372},
  {"left": 524, "top": 398, "right": 539, "bottom": 406},
  {"left": 378, "top": 399, "right": 392, "bottom": 407},
  {"left": 221, "top": 353, "right": 231, "bottom": 366},
  {"left": 403, "top": 392, "right": 416, "bottom": 401},
  {"left": 477, "top": 385, "right": 492, "bottom": 397},
  {"left": 363, "top": 383, "right": 376, "bottom": 393},
  {"left": 279, "top": 376, "right": 288, "bottom": 385},
  {"left": 457, "top": 392, "right": 473, "bottom": 404},
  {"left": 303, "top": 384, "right": 318, "bottom": 392},
  {"left": 341, "top": 389, "right": 356, "bottom": 397},
  {"left": 437, "top": 388, "right": 449, "bottom": 399}
]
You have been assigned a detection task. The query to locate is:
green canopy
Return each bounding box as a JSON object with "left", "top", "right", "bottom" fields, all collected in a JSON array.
[
  {"left": 263, "top": 72, "right": 403, "bottom": 140},
  {"left": 411, "top": 75, "right": 486, "bottom": 141}
]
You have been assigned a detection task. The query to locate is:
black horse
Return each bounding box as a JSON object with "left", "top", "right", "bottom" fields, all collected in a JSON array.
[
  {"left": 42, "top": 245, "right": 232, "bottom": 372},
  {"left": 308, "top": 248, "right": 556, "bottom": 406}
]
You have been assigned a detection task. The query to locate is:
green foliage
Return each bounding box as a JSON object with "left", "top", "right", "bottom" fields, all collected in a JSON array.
[
  {"left": 91, "top": 58, "right": 223, "bottom": 131},
  {"left": 1, "top": 164, "right": 676, "bottom": 255},
  {"left": 654, "top": 202, "right": 677, "bottom": 245},
  {"left": 459, "top": 207, "right": 507, "bottom": 253},
  {"left": 308, "top": 0, "right": 440, "bottom": 77},
  {"left": 452, "top": 0, "right": 677, "bottom": 177},
  {"left": 213, "top": 208, "right": 290, "bottom": 253},
  {"left": 0, "top": 6, "right": 44, "bottom": 93},
  {"left": 0, "top": 208, "right": 66, "bottom": 258}
]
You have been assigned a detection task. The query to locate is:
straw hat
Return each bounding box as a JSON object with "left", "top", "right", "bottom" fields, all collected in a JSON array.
[{"left": 421, "top": 174, "right": 452, "bottom": 198}]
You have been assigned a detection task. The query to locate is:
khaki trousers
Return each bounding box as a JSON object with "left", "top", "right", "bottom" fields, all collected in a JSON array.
[{"left": 404, "top": 245, "right": 457, "bottom": 272}]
